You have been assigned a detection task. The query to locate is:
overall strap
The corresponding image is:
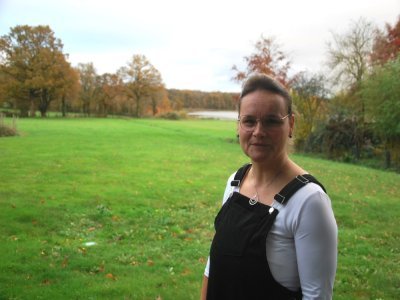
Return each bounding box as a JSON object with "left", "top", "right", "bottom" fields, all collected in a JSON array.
[
  {"left": 274, "top": 174, "right": 327, "bottom": 205},
  {"left": 230, "top": 163, "right": 252, "bottom": 187}
]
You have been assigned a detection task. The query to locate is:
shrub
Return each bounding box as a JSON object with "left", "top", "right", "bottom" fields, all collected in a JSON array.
[
  {"left": 0, "top": 124, "right": 17, "bottom": 137},
  {"left": 0, "top": 114, "right": 18, "bottom": 137}
]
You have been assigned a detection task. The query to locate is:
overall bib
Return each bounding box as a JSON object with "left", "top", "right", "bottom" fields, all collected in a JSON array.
[{"left": 207, "top": 164, "right": 325, "bottom": 300}]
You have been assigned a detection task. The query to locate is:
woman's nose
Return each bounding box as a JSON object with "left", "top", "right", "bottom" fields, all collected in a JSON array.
[{"left": 252, "top": 121, "right": 265, "bottom": 136}]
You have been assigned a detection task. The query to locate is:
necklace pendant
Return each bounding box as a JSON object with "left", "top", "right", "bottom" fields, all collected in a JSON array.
[{"left": 249, "top": 195, "right": 258, "bottom": 206}]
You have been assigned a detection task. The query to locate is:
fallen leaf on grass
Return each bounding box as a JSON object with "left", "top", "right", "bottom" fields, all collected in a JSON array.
[
  {"left": 181, "top": 269, "right": 191, "bottom": 276},
  {"left": 105, "top": 273, "right": 116, "bottom": 280},
  {"left": 41, "top": 279, "right": 51, "bottom": 285},
  {"left": 147, "top": 259, "right": 154, "bottom": 266},
  {"left": 98, "top": 262, "right": 105, "bottom": 273},
  {"left": 198, "top": 257, "right": 206, "bottom": 264},
  {"left": 112, "top": 215, "right": 120, "bottom": 221},
  {"left": 61, "top": 257, "right": 69, "bottom": 268}
]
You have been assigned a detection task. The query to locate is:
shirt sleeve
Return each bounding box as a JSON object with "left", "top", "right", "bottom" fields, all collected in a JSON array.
[{"left": 294, "top": 191, "right": 338, "bottom": 299}]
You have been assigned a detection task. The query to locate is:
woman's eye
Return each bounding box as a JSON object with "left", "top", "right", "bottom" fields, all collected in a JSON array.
[
  {"left": 243, "top": 119, "right": 256, "bottom": 125},
  {"left": 264, "top": 118, "right": 282, "bottom": 126}
]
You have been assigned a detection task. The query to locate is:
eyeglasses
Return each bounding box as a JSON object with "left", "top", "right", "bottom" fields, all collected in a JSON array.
[{"left": 238, "top": 114, "right": 290, "bottom": 132}]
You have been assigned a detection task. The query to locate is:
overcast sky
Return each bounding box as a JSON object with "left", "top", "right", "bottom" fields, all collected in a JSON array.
[{"left": 1, "top": 0, "right": 399, "bottom": 92}]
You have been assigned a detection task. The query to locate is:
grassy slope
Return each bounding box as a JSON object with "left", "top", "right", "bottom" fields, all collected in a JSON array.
[{"left": 0, "top": 118, "right": 399, "bottom": 299}]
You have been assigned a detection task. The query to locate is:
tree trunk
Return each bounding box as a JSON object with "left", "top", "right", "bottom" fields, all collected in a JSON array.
[
  {"left": 28, "top": 89, "right": 37, "bottom": 117},
  {"left": 61, "top": 95, "right": 67, "bottom": 117},
  {"left": 38, "top": 90, "right": 49, "bottom": 117},
  {"left": 135, "top": 97, "right": 141, "bottom": 118},
  {"left": 152, "top": 98, "right": 157, "bottom": 116}
]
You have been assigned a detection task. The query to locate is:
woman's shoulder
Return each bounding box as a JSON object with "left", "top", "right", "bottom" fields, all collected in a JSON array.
[
  {"left": 290, "top": 180, "right": 330, "bottom": 206},
  {"left": 282, "top": 181, "right": 333, "bottom": 221},
  {"left": 275, "top": 180, "right": 335, "bottom": 234}
]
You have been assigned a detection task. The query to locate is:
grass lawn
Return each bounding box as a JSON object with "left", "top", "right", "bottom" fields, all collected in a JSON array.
[{"left": 0, "top": 118, "right": 399, "bottom": 299}]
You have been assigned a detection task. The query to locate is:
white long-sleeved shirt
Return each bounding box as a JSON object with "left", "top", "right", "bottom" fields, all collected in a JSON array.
[{"left": 205, "top": 172, "right": 338, "bottom": 299}]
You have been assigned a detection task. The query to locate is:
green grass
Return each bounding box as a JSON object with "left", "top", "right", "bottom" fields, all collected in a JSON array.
[{"left": 0, "top": 118, "right": 399, "bottom": 299}]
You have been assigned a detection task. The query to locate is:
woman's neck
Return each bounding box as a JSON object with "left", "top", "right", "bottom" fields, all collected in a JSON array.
[{"left": 250, "top": 156, "right": 289, "bottom": 183}]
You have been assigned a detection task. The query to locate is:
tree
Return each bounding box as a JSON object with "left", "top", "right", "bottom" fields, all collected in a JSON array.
[
  {"left": 77, "top": 63, "right": 98, "bottom": 116},
  {"left": 291, "top": 72, "right": 329, "bottom": 150},
  {"left": 149, "top": 88, "right": 169, "bottom": 116},
  {"left": 95, "top": 73, "right": 123, "bottom": 116},
  {"left": 33, "top": 50, "right": 76, "bottom": 117},
  {"left": 327, "top": 18, "right": 377, "bottom": 88},
  {"left": 0, "top": 70, "right": 8, "bottom": 108},
  {"left": 327, "top": 18, "right": 377, "bottom": 159},
  {"left": 157, "top": 91, "right": 172, "bottom": 114},
  {"left": 59, "top": 67, "right": 80, "bottom": 117},
  {"left": 371, "top": 16, "right": 400, "bottom": 65},
  {"left": 232, "top": 35, "right": 291, "bottom": 87},
  {"left": 0, "top": 25, "right": 75, "bottom": 117},
  {"left": 361, "top": 55, "right": 400, "bottom": 168},
  {"left": 118, "top": 55, "right": 163, "bottom": 117}
]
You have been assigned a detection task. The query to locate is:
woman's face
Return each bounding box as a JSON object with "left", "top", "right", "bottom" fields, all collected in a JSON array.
[{"left": 238, "top": 89, "right": 294, "bottom": 163}]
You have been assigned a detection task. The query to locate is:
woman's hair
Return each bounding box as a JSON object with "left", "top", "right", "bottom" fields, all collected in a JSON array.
[{"left": 238, "top": 73, "right": 292, "bottom": 115}]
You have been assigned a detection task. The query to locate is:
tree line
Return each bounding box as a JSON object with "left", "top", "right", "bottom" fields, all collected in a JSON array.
[
  {"left": 1, "top": 17, "right": 399, "bottom": 169},
  {"left": 0, "top": 25, "right": 237, "bottom": 118}
]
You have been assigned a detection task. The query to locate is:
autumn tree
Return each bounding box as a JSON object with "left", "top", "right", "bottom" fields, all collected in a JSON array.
[
  {"left": 95, "top": 73, "right": 123, "bottom": 116},
  {"left": 118, "top": 55, "right": 163, "bottom": 117},
  {"left": 232, "top": 35, "right": 291, "bottom": 87},
  {"left": 149, "top": 88, "right": 170, "bottom": 116},
  {"left": 371, "top": 16, "right": 400, "bottom": 65},
  {"left": 59, "top": 67, "right": 80, "bottom": 117},
  {"left": 0, "top": 25, "right": 76, "bottom": 117},
  {"left": 77, "top": 63, "right": 98, "bottom": 116},
  {"left": 291, "top": 72, "right": 329, "bottom": 150},
  {"left": 157, "top": 91, "right": 172, "bottom": 114}
]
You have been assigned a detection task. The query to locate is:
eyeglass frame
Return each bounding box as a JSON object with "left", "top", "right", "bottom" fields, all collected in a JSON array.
[{"left": 237, "top": 114, "right": 291, "bottom": 132}]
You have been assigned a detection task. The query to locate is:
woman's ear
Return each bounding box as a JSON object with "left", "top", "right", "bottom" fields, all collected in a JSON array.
[{"left": 289, "top": 113, "right": 295, "bottom": 138}]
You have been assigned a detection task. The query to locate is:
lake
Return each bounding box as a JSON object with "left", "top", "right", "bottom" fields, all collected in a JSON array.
[{"left": 188, "top": 110, "right": 238, "bottom": 120}]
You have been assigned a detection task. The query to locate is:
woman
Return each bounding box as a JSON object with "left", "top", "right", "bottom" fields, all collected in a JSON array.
[{"left": 200, "top": 74, "right": 337, "bottom": 299}]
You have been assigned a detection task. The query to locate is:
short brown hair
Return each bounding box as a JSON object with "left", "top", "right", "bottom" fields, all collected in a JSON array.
[{"left": 238, "top": 73, "right": 292, "bottom": 115}]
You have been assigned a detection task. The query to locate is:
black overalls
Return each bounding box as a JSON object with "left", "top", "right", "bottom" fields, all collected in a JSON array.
[{"left": 207, "top": 164, "right": 326, "bottom": 300}]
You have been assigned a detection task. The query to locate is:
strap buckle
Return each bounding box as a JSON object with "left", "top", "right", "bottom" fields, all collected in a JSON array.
[
  {"left": 274, "top": 193, "right": 286, "bottom": 204},
  {"left": 296, "top": 175, "right": 309, "bottom": 184},
  {"left": 231, "top": 180, "right": 241, "bottom": 187}
]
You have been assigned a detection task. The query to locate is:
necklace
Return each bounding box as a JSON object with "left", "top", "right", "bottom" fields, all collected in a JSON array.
[{"left": 249, "top": 167, "right": 283, "bottom": 206}]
